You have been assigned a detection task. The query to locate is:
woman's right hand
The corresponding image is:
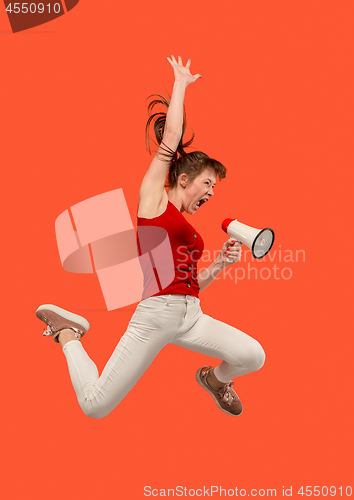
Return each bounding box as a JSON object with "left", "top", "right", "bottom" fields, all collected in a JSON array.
[{"left": 167, "top": 55, "right": 201, "bottom": 86}]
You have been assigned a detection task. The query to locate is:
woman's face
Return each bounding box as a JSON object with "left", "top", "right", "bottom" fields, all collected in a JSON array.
[{"left": 182, "top": 167, "right": 217, "bottom": 215}]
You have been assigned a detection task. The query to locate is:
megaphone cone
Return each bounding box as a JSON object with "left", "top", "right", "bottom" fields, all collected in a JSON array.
[{"left": 222, "top": 218, "right": 275, "bottom": 259}]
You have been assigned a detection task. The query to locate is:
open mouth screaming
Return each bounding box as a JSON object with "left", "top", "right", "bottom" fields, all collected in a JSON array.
[{"left": 195, "top": 198, "right": 208, "bottom": 210}]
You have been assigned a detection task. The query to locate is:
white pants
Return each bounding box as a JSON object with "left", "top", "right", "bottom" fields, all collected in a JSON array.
[{"left": 63, "top": 295, "right": 265, "bottom": 418}]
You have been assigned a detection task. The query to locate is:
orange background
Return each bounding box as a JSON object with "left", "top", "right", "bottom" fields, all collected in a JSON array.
[{"left": 1, "top": 1, "right": 353, "bottom": 498}]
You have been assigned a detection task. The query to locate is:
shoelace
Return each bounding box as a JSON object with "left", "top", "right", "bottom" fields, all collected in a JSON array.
[
  {"left": 219, "top": 382, "right": 236, "bottom": 407},
  {"left": 43, "top": 324, "right": 55, "bottom": 337},
  {"left": 42, "top": 324, "right": 82, "bottom": 339}
]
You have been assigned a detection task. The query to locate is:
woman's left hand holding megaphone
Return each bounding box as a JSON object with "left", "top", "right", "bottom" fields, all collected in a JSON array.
[{"left": 220, "top": 238, "right": 243, "bottom": 266}]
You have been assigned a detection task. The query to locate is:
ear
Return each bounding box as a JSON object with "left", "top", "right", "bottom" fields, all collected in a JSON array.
[{"left": 179, "top": 173, "right": 189, "bottom": 189}]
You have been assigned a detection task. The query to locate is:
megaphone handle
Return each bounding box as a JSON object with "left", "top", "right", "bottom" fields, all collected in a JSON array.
[{"left": 226, "top": 238, "right": 237, "bottom": 263}]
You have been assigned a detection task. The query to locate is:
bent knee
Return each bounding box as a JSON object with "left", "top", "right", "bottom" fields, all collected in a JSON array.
[
  {"left": 84, "top": 410, "right": 106, "bottom": 419},
  {"left": 251, "top": 341, "right": 266, "bottom": 371},
  {"left": 226, "top": 339, "right": 265, "bottom": 376},
  {"left": 80, "top": 402, "right": 112, "bottom": 420},
  {"left": 234, "top": 339, "right": 265, "bottom": 373}
]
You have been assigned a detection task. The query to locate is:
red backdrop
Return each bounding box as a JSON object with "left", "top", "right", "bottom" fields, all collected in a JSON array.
[{"left": 0, "top": 1, "right": 353, "bottom": 499}]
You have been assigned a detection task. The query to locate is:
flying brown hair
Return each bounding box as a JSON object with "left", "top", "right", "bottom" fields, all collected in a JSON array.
[{"left": 145, "top": 94, "right": 227, "bottom": 189}]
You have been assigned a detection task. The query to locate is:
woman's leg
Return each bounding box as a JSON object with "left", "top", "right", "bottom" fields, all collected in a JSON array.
[
  {"left": 167, "top": 298, "right": 264, "bottom": 415},
  {"left": 52, "top": 297, "right": 185, "bottom": 419},
  {"left": 62, "top": 328, "right": 167, "bottom": 419},
  {"left": 172, "top": 311, "right": 265, "bottom": 382}
]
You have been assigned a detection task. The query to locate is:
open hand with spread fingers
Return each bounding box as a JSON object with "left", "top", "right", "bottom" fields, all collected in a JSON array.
[{"left": 167, "top": 55, "right": 202, "bottom": 86}]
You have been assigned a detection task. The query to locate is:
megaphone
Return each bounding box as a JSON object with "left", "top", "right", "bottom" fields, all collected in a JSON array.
[{"left": 222, "top": 218, "right": 275, "bottom": 260}]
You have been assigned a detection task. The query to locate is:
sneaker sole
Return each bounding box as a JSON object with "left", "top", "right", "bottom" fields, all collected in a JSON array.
[
  {"left": 195, "top": 368, "right": 242, "bottom": 417},
  {"left": 36, "top": 304, "right": 90, "bottom": 332}
]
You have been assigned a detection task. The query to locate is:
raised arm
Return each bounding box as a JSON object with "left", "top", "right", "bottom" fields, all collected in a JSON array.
[{"left": 139, "top": 56, "right": 201, "bottom": 212}]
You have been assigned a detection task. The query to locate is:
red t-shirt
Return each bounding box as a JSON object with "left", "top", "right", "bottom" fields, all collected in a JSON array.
[{"left": 137, "top": 200, "right": 204, "bottom": 299}]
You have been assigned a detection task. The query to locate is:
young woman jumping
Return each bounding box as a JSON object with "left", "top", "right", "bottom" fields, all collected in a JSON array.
[{"left": 36, "top": 56, "right": 265, "bottom": 418}]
